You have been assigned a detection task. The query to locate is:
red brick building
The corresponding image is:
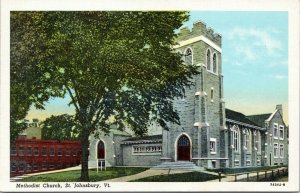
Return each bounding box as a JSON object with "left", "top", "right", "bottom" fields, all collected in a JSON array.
[{"left": 10, "top": 138, "right": 81, "bottom": 176}]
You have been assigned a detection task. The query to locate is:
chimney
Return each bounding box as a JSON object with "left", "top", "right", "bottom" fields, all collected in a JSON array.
[{"left": 276, "top": 104, "right": 283, "bottom": 117}]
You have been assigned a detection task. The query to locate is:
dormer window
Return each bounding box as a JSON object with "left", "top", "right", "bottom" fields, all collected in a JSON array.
[{"left": 184, "top": 48, "right": 193, "bottom": 65}]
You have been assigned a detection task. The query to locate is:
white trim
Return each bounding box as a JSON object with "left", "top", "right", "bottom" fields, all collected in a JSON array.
[
  {"left": 273, "top": 123, "right": 279, "bottom": 139},
  {"left": 279, "top": 144, "right": 284, "bottom": 158},
  {"left": 266, "top": 109, "right": 278, "bottom": 122},
  {"left": 210, "top": 138, "right": 217, "bottom": 154},
  {"left": 279, "top": 125, "right": 284, "bottom": 140},
  {"left": 174, "top": 132, "right": 192, "bottom": 161},
  {"left": 273, "top": 143, "right": 279, "bottom": 158},
  {"left": 174, "top": 35, "right": 222, "bottom": 53}
]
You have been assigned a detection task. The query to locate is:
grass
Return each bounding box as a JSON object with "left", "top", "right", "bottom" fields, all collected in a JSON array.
[
  {"left": 207, "top": 166, "right": 284, "bottom": 174},
  {"left": 19, "top": 167, "right": 149, "bottom": 182},
  {"left": 131, "top": 171, "right": 220, "bottom": 182}
]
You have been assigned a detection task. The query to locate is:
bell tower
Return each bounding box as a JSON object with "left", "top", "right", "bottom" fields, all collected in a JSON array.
[{"left": 161, "top": 21, "right": 227, "bottom": 168}]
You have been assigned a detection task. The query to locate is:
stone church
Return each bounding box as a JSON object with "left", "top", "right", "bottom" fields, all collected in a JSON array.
[{"left": 88, "top": 21, "right": 288, "bottom": 169}]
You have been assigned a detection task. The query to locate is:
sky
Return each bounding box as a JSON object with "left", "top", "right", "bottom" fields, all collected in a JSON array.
[{"left": 26, "top": 11, "right": 288, "bottom": 125}]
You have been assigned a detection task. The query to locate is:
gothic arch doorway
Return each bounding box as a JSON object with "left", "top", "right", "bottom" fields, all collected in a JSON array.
[
  {"left": 97, "top": 140, "right": 105, "bottom": 159},
  {"left": 177, "top": 135, "right": 191, "bottom": 161}
]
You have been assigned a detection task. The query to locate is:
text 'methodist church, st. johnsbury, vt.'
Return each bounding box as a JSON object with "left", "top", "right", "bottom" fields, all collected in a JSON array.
[{"left": 88, "top": 20, "right": 288, "bottom": 170}]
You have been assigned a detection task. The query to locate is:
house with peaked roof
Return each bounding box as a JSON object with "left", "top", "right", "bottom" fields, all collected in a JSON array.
[
  {"left": 247, "top": 105, "right": 288, "bottom": 166},
  {"left": 88, "top": 21, "right": 288, "bottom": 169}
]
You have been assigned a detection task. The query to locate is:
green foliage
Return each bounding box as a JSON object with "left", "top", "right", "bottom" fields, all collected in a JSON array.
[
  {"left": 19, "top": 167, "right": 149, "bottom": 182},
  {"left": 11, "top": 11, "right": 196, "bottom": 180},
  {"left": 132, "top": 171, "right": 220, "bottom": 182},
  {"left": 10, "top": 117, "right": 27, "bottom": 144},
  {"left": 41, "top": 114, "right": 79, "bottom": 140}
]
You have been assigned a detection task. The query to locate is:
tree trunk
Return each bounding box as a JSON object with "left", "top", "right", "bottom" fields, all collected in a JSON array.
[{"left": 80, "top": 128, "right": 90, "bottom": 181}]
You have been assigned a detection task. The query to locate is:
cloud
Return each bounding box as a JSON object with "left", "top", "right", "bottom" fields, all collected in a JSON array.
[
  {"left": 227, "top": 27, "right": 282, "bottom": 54},
  {"left": 225, "top": 27, "right": 285, "bottom": 68},
  {"left": 274, "top": 74, "right": 286, "bottom": 80}
]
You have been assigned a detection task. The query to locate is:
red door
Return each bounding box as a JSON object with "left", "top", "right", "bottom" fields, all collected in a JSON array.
[
  {"left": 97, "top": 141, "right": 105, "bottom": 159},
  {"left": 177, "top": 135, "right": 191, "bottom": 161}
]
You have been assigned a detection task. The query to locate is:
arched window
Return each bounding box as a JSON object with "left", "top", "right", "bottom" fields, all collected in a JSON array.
[
  {"left": 245, "top": 129, "right": 251, "bottom": 152},
  {"left": 255, "top": 131, "right": 261, "bottom": 154},
  {"left": 231, "top": 126, "right": 240, "bottom": 153},
  {"left": 184, "top": 48, "right": 193, "bottom": 65},
  {"left": 213, "top": 53, "right": 217, "bottom": 73},
  {"left": 206, "top": 49, "right": 211, "bottom": 70}
]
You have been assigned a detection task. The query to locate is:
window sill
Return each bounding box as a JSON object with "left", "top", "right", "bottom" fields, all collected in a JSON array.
[{"left": 210, "top": 152, "right": 216, "bottom": 155}]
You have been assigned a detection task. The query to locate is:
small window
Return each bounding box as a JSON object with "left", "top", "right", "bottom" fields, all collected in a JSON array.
[
  {"left": 73, "top": 149, "right": 78, "bottom": 156},
  {"left": 42, "top": 162, "right": 47, "bottom": 170},
  {"left": 184, "top": 48, "right": 193, "bottom": 65},
  {"left": 246, "top": 160, "right": 251, "bottom": 166},
  {"left": 206, "top": 49, "right": 211, "bottom": 70},
  {"left": 66, "top": 148, "right": 71, "bottom": 156},
  {"left": 210, "top": 138, "right": 216, "bottom": 154},
  {"left": 42, "top": 147, "right": 47, "bottom": 156},
  {"left": 213, "top": 53, "right": 217, "bottom": 73},
  {"left": 234, "top": 160, "right": 240, "bottom": 167},
  {"left": 49, "top": 162, "right": 55, "bottom": 169},
  {"left": 11, "top": 146, "right": 16, "bottom": 155},
  {"left": 11, "top": 163, "right": 17, "bottom": 172},
  {"left": 27, "top": 147, "right": 32, "bottom": 156},
  {"left": 19, "top": 147, "right": 25, "bottom": 156},
  {"left": 279, "top": 144, "right": 284, "bottom": 158},
  {"left": 210, "top": 88, "right": 214, "bottom": 102},
  {"left": 26, "top": 163, "right": 32, "bottom": 172},
  {"left": 57, "top": 162, "right": 63, "bottom": 169},
  {"left": 211, "top": 160, "right": 217, "bottom": 168},
  {"left": 273, "top": 123, "right": 278, "bottom": 139},
  {"left": 279, "top": 126, "right": 284, "bottom": 140},
  {"left": 33, "top": 162, "right": 39, "bottom": 171},
  {"left": 58, "top": 148, "right": 63, "bottom": 156},
  {"left": 50, "top": 147, "right": 55, "bottom": 156},
  {"left": 273, "top": 143, "right": 278, "bottom": 158},
  {"left": 66, "top": 162, "right": 70, "bottom": 167},
  {"left": 34, "top": 147, "right": 39, "bottom": 156}
]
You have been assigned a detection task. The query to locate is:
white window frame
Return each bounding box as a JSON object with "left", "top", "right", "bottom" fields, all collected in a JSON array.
[
  {"left": 245, "top": 129, "right": 251, "bottom": 153},
  {"left": 279, "top": 125, "right": 284, "bottom": 140},
  {"left": 273, "top": 143, "right": 278, "bottom": 158},
  {"left": 232, "top": 126, "right": 240, "bottom": 153},
  {"left": 210, "top": 138, "right": 217, "bottom": 154},
  {"left": 132, "top": 144, "right": 162, "bottom": 155},
  {"left": 273, "top": 123, "right": 278, "bottom": 139},
  {"left": 279, "top": 144, "right": 284, "bottom": 158},
  {"left": 255, "top": 131, "right": 261, "bottom": 154}
]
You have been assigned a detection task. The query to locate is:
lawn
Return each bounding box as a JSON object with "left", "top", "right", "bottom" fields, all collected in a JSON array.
[
  {"left": 131, "top": 171, "right": 220, "bottom": 182},
  {"left": 207, "top": 166, "right": 284, "bottom": 174},
  {"left": 19, "top": 167, "right": 149, "bottom": 182}
]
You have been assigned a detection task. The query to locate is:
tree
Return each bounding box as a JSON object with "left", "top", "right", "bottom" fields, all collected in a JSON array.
[
  {"left": 41, "top": 114, "right": 79, "bottom": 140},
  {"left": 10, "top": 11, "right": 198, "bottom": 181}
]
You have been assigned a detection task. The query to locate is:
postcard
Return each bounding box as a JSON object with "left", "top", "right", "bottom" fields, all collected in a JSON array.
[{"left": 1, "top": 0, "right": 299, "bottom": 192}]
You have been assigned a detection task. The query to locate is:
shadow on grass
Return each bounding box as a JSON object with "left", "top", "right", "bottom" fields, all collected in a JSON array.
[{"left": 19, "top": 167, "right": 149, "bottom": 182}]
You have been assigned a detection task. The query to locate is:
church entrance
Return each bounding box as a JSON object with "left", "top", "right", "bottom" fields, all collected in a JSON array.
[
  {"left": 177, "top": 135, "right": 191, "bottom": 161},
  {"left": 97, "top": 140, "right": 105, "bottom": 159}
]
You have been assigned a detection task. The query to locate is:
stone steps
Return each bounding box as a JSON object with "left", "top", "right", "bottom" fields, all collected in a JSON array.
[{"left": 152, "top": 161, "right": 204, "bottom": 171}]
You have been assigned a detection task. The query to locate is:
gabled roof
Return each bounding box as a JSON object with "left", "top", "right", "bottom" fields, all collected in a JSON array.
[
  {"left": 246, "top": 113, "right": 272, "bottom": 128},
  {"left": 225, "top": 109, "right": 264, "bottom": 130},
  {"left": 110, "top": 129, "right": 132, "bottom": 136},
  {"left": 121, "top": 134, "right": 162, "bottom": 144}
]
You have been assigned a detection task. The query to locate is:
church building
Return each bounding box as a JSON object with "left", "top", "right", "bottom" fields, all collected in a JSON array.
[{"left": 88, "top": 21, "right": 288, "bottom": 169}]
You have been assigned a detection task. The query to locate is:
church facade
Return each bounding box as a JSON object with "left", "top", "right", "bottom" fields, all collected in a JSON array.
[{"left": 88, "top": 21, "right": 288, "bottom": 169}]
